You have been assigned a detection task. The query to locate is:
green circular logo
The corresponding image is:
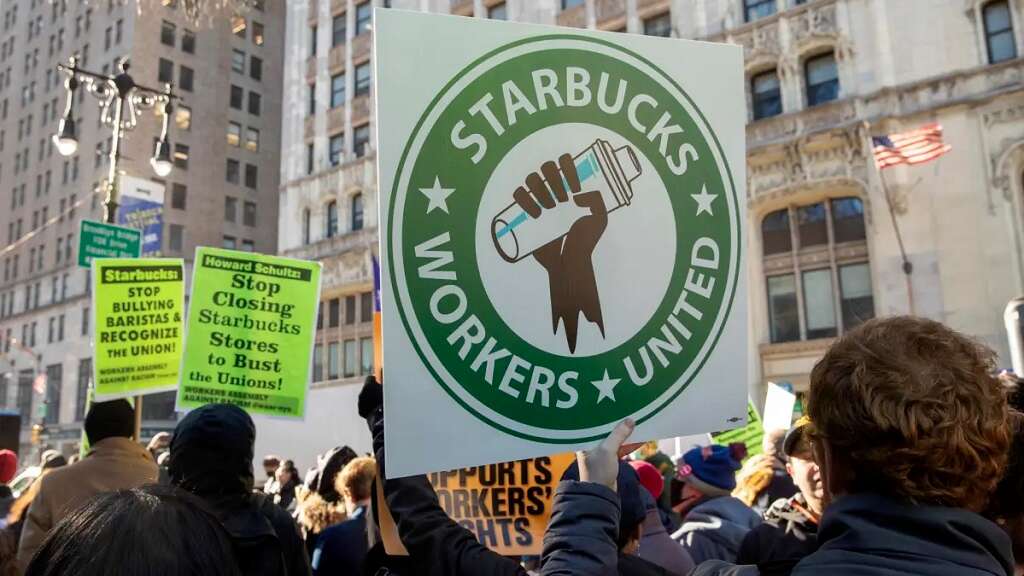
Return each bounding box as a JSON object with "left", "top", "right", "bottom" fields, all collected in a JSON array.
[{"left": 388, "top": 35, "right": 740, "bottom": 443}]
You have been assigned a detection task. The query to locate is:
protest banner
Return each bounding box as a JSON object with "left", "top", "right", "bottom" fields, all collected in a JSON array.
[
  {"left": 762, "top": 381, "right": 796, "bottom": 432},
  {"left": 177, "top": 247, "right": 321, "bottom": 418},
  {"left": 713, "top": 402, "right": 763, "bottom": 462},
  {"left": 92, "top": 258, "right": 184, "bottom": 401},
  {"left": 376, "top": 9, "right": 748, "bottom": 476},
  {"left": 117, "top": 176, "right": 165, "bottom": 257},
  {"left": 378, "top": 453, "right": 575, "bottom": 556}
]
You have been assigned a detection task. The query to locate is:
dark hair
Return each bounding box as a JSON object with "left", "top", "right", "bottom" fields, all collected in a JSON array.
[
  {"left": 25, "top": 484, "right": 240, "bottom": 576},
  {"left": 84, "top": 400, "right": 135, "bottom": 444},
  {"left": 808, "top": 316, "right": 1009, "bottom": 511}
]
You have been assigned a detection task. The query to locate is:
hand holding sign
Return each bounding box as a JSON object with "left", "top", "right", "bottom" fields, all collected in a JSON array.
[{"left": 576, "top": 418, "right": 636, "bottom": 491}]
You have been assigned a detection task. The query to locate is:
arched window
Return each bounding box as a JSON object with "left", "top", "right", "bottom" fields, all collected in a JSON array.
[
  {"left": 302, "top": 208, "right": 311, "bottom": 245},
  {"left": 983, "top": 1, "right": 1017, "bottom": 64},
  {"left": 326, "top": 201, "right": 338, "bottom": 238},
  {"left": 351, "top": 193, "right": 364, "bottom": 231},
  {"left": 762, "top": 197, "right": 872, "bottom": 344},
  {"left": 751, "top": 69, "right": 782, "bottom": 120},
  {"left": 804, "top": 52, "right": 839, "bottom": 106}
]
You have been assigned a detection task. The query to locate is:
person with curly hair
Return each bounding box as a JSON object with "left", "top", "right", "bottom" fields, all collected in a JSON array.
[{"left": 693, "top": 316, "right": 1014, "bottom": 576}]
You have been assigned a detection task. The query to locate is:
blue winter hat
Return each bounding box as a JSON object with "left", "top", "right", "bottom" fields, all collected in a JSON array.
[
  {"left": 675, "top": 444, "right": 744, "bottom": 497},
  {"left": 562, "top": 459, "right": 646, "bottom": 541}
]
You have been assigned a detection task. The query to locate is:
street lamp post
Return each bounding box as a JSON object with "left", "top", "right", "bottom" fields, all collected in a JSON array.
[{"left": 52, "top": 55, "right": 180, "bottom": 438}]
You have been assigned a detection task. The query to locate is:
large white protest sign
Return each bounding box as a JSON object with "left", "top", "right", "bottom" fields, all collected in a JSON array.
[
  {"left": 377, "top": 9, "right": 748, "bottom": 477},
  {"left": 763, "top": 382, "right": 797, "bottom": 432}
]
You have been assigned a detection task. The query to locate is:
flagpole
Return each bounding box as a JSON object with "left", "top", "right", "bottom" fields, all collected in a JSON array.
[{"left": 863, "top": 121, "right": 916, "bottom": 316}]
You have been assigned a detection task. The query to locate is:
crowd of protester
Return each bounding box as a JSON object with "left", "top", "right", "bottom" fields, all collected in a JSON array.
[{"left": 0, "top": 316, "right": 1020, "bottom": 575}]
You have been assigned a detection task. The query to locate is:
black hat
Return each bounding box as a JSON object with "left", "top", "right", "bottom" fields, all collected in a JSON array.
[
  {"left": 84, "top": 399, "right": 135, "bottom": 445},
  {"left": 783, "top": 416, "right": 813, "bottom": 458},
  {"left": 561, "top": 459, "right": 646, "bottom": 543}
]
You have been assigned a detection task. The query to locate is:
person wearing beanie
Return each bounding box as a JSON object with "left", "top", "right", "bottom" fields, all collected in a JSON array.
[
  {"left": 0, "top": 449, "right": 17, "bottom": 518},
  {"left": 630, "top": 460, "right": 696, "bottom": 576},
  {"left": 670, "top": 444, "right": 761, "bottom": 565},
  {"left": 17, "top": 400, "right": 157, "bottom": 572},
  {"left": 168, "top": 403, "right": 310, "bottom": 576}
]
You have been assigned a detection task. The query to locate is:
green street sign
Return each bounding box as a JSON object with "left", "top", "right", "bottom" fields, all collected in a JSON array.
[{"left": 78, "top": 220, "right": 142, "bottom": 268}]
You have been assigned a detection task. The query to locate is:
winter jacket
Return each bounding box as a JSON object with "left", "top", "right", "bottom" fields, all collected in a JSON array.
[
  {"left": 17, "top": 437, "right": 158, "bottom": 572},
  {"left": 792, "top": 493, "right": 1014, "bottom": 576},
  {"left": 169, "top": 404, "right": 311, "bottom": 576},
  {"left": 736, "top": 493, "right": 818, "bottom": 575},
  {"left": 691, "top": 560, "right": 760, "bottom": 576},
  {"left": 637, "top": 492, "right": 695, "bottom": 576},
  {"left": 367, "top": 403, "right": 620, "bottom": 576},
  {"left": 312, "top": 505, "right": 368, "bottom": 576},
  {"left": 672, "top": 496, "right": 761, "bottom": 565}
]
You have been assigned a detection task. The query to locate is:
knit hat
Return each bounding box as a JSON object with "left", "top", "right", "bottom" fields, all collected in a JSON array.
[
  {"left": 629, "top": 459, "right": 664, "bottom": 500},
  {"left": 84, "top": 399, "right": 135, "bottom": 444},
  {"left": 676, "top": 444, "right": 744, "bottom": 497},
  {"left": 0, "top": 450, "right": 16, "bottom": 484},
  {"left": 783, "top": 416, "right": 813, "bottom": 458},
  {"left": 562, "top": 459, "right": 646, "bottom": 542}
]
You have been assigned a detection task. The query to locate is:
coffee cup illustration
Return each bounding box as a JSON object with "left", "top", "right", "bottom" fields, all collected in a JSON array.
[{"left": 491, "top": 139, "right": 642, "bottom": 263}]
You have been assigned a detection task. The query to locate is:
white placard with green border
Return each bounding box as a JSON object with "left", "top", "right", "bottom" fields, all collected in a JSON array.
[{"left": 376, "top": 9, "right": 748, "bottom": 477}]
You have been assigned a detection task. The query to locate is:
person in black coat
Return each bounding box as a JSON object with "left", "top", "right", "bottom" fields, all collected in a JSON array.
[
  {"left": 357, "top": 375, "right": 630, "bottom": 576},
  {"left": 169, "top": 404, "right": 312, "bottom": 576}
]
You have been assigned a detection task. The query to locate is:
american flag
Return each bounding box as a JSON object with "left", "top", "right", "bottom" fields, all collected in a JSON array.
[{"left": 872, "top": 123, "right": 952, "bottom": 169}]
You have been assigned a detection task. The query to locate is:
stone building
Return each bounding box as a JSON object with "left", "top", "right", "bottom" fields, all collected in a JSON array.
[
  {"left": 271, "top": 0, "right": 1024, "bottom": 465},
  {"left": 0, "top": 0, "right": 285, "bottom": 456}
]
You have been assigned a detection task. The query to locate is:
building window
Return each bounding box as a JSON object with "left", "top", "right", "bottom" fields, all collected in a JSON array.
[
  {"left": 158, "top": 58, "right": 173, "bottom": 83},
  {"left": 345, "top": 295, "right": 356, "bottom": 325},
  {"left": 241, "top": 240, "right": 254, "bottom": 252},
  {"left": 751, "top": 69, "right": 781, "bottom": 120},
  {"left": 360, "top": 337, "right": 373, "bottom": 376},
  {"left": 328, "top": 341, "right": 340, "bottom": 379},
  {"left": 354, "top": 124, "right": 370, "bottom": 157},
  {"left": 329, "top": 134, "right": 344, "bottom": 166},
  {"left": 248, "top": 92, "right": 261, "bottom": 115},
  {"left": 303, "top": 208, "right": 312, "bottom": 244},
  {"left": 171, "top": 183, "right": 186, "bottom": 209},
  {"left": 173, "top": 143, "right": 189, "bottom": 169},
  {"left": 175, "top": 106, "right": 191, "bottom": 131},
  {"left": 762, "top": 197, "right": 873, "bottom": 344},
  {"left": 805, "top": 52, "right": 839, "bottom": 106},
  {"left": 356, "top": 1, "right": 372, "bottom": 33},
  {"left": 179, "top": 65, "right": 194, "bottom": 91},
  {"left": 230, "top": 85, "right": 243, "bottom": 109},
  {"left": 310, "top": 24, "right": 318, "bottom": 57},
  {"left": 332, "top": 15, "right": 346, "bottom": 47},
  {"left": 306, "top": 143, "right": 315, "bottom": 174},
  {"left": 744, "top": 0, "right": 776, "bottom": 22},
  {"left": 182, "top": 29, "right": 196, "bottom": 53},
  {"left": 643, "top": 12, "right": 671, "bottom": 37},
  {"left": 227, "top": 122, "right": 241, "bottom": 147},
  {"left": 243, "top": 201, "right": 256, "bottom": 226},
  {"left": 223, "top": 236, "right": 236, "bottom": 249},
  {"left": 252, "top": 21, "right": 264, "bottom": 46},
  {"left": 329, "top": 298, "right": 340, "bottom": 327},
  {"left": 169, "top": 224, "right": 184, "bottom": 252},
  {"left": 161, "top": 20, "right": 176, "bottom": 46},
  {"left": 351, "top": 193, "right": 364, "bottom": 231},
  {"left": 984, "top": 1, "right": 1017, "bottom": 64},
  {"left": 336, "top": 339, "right": 353, "bottom": 377},
  {"left": 245, "top": 164, "right": 258, "bottom": 188},
  {"left": 308, "top": 84, "right": 317, "bottom": 116},
  {"left": 361, "top": 291, "right": 372, "bottom": 322},
  {"left": 76, "top": 358, "right": 91, "bottom": 421},
  {"left": 245, "top": 128, "right": 259, "bottom": 152},
  {"left": 226, "top": 158, "right": 240, "bottom": 183},
  {"left": 331, "top": 73, "right": 345, "bottom": 107},
  {"left": 250, "top": 56, "right": 263, "bottom": 81},
  {"left": 224, "top": 196, "right": 237, "bottom": 222},
  {"left": 231, "top": 49, "right": 245, "bottom": 73},
  {"left": 561, "top": 0, "right": 584, "bottom": 8},
  {"left": 326, "top": 201, "right": 338, "bottom": 238},
  {"left": 313, "top": 344, "right": 323, "bottom": 381},
  {"left": 232, "top": 15, "right": 247, "bottom": 37},
  {"left": 488, "top": 2, "right": 507, "bottom": 20},
  {"left": 354, "top": 62, "right": 371, "bottom": 96}
]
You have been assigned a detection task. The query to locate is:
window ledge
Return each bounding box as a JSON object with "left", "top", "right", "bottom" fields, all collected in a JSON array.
[{"left": 759, "top": 337, "right": 834, "bottom": 357}]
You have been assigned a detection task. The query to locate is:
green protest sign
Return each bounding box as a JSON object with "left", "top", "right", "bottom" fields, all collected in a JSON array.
[
  {"left": 92, "top": 259, "right": 184, "bottom": 401},
  {"left": 78, "top": 220, "right": 142, "bottom": 268},
  {"left": 177, "top": 247, "right": 322, "bottom": 418},
  {"left": 377, "top": 10, "right": 747, "bottom": 476}
]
